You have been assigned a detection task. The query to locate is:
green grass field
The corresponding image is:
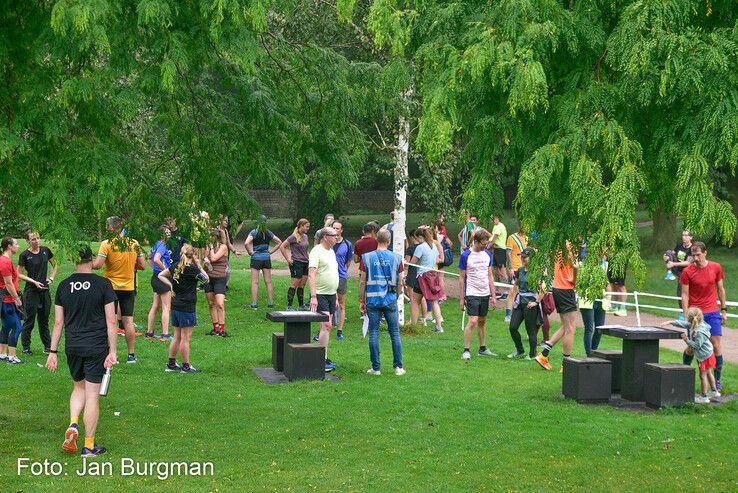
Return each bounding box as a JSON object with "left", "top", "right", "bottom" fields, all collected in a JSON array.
[{"left": 1, "top": 252, "right": 736, "bottom": 492}]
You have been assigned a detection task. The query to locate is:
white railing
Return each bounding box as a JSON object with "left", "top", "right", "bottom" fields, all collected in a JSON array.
[
  {"left": 403, "top": 261, "right": 735, "bottom": 326},
  {"left": 601, "top": 291, "right": 738, "bottom": 326}
]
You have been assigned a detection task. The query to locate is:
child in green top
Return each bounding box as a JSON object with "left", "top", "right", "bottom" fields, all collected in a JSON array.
[{"left": 668, "top": 307, "right": 720, "bottom": 403}]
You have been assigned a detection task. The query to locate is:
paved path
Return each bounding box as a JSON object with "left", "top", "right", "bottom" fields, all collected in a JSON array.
[{"left": 247, "top": 245, "right": 737, "bottom": 363}]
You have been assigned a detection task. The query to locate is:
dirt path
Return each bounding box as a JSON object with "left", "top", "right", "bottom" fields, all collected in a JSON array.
[{"left": 247, "top": 245, "right": 737, "bottom": 364}]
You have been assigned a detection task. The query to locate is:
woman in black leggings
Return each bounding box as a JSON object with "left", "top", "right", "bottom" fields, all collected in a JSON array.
[{"left": 506, "top": 249, "right": 544, "bottom": 359}]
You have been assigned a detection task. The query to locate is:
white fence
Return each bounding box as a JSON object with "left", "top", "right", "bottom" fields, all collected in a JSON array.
[{"left": 404, "top": 261, "right": 735, "bottom": 327}]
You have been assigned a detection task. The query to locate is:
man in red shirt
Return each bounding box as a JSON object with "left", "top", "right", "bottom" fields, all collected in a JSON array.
[
  {"left": 353, "top": 223, "right": 378, "bottom": 271},
  {"left": 680, "top": 241, "right": 727, "bottom": 390}
]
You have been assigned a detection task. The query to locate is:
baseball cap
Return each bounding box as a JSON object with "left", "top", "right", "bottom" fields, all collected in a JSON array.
[{"left": 77, "top": 244, "right": 94, "bottom": 263}]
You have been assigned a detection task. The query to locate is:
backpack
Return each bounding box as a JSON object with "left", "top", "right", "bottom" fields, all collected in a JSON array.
[{"left": 440, "top": 237, "right": 454, "bottom": 267}]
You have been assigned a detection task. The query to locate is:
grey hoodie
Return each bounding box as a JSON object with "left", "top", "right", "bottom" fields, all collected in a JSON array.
[{"left": 671, "top": 320, "right": 714, "bottom": 362}]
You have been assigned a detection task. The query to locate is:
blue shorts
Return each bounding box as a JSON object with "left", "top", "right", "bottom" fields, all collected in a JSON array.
[
  {"left": 171, "top": 309, "right": 197, "bottom": 328},
  {"left": 704, "top": 311, "right": 722, "bottom": 336}
]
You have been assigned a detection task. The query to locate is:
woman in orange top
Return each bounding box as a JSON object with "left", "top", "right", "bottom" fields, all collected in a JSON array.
[{"left": 535, "top": 242, "right": 579, "bottom": 371}]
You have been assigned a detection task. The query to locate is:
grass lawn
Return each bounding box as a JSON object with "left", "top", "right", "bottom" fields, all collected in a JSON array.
[{"left": 1, "top": 251, "right": 736, "bottom": 492}]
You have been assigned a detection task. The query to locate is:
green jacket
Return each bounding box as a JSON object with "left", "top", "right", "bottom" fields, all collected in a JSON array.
[{"left": 671, "top": 320, "right": 714, "bottom": 362}]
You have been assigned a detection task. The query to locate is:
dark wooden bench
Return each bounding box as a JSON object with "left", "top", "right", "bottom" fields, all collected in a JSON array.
[
  {"left": 562, "top": 357, "right": 612, "bottom": 403},
  {"left": 643, "top": 363, "right": 695, "bottom": 408},
  {"left": 592, "top": 349, "right": 623, "bottom": 393},
  {"left": 272, "top": 332, "right": 284, "bottom": 372},
  {"left": 284, "top": 343, "right": 325, "bottom": 381}
]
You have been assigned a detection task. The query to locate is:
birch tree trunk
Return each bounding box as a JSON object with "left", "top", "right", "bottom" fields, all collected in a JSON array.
[{"left": 394, "top": 88, "right": 412, "bottom": 326}]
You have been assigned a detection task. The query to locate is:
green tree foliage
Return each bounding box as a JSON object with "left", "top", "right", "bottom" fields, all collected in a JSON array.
[
  {"left": 1, "top": 0, "right": 380, "bottom": 246},
  {"left": 365, "top": 0, "right": 738, "bottom": 289}
]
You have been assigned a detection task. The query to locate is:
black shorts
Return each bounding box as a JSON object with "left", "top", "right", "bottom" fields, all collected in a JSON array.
[
  {"left": 413, "top": 280, "right": 423, "bottom": 295},
  {"left": 552, "top": 288, "right": 577, "bottom": 314},
  {"left": 151, "top": 274, "right": 171, "bottom": 295},
  {"left": 337, "top": 277, "right": 347, "bottom": 295},
  {"left": 492, "top": 248, "right": 507, "bottom": 268},
  {"left": 251, "top": 258, "right": 272, "bottom": 270},
  {"left": 289, "top": 261, "right": 309, "bottom": 278},
  {"left": 465, "top": 296, "right": 490, "bottom": 317},
  {"left": 114, "top": 290, "right": 136, "bottom": 317},
  {"left": 67, "top": 350, "right": 107, "bottom": 384},
  {"left": 204, "top": 276, "right": 227, "bottom": 295},
  {"left": 316, "top": 294, "right": 336, "bottom": 316}
]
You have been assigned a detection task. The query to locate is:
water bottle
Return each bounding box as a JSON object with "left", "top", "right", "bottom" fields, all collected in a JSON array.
[{"left": 99, "top": 368, "right": 112, "bottom": 396}]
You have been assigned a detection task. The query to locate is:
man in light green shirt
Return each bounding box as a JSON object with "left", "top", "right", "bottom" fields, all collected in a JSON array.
[
  {"left": 490, "top": 215, "right": 509, "bottom": 294},
  {"left": 309, "top": 227, "right": 339, "bottom": 371}
]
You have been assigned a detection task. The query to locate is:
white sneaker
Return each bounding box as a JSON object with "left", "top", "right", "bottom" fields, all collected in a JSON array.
[
  {"left": 504, "top": 315, "right": 511, "bottom": 323},
  {"left": 432, "top": 326, "right": 444, "bottom": 333},
  {"left": 394, "top": 367, "right": 406, "bottom": 376},
  {"left": 707, "top": 390, "right": 721, "bottom": 399},
  {"left": 478, "top": 348, "right": 497, "bottom": 357},
  {"left": 7, "top": 355, "right": 22, "bottom": 364},
  {"left": 366, "top": 368, "right": 381, "bottom": 376},
  {"left": 694, "top": 395, "right": 710, "bottom": 404},
  {"left": 461, "top": 351, "right": 471, "bottom": 361},
  {"left": 0, "top": 354, "right": 7, "bottom": 361}
]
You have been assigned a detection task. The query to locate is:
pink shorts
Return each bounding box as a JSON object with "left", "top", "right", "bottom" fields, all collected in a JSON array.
[{"left": 699, "top": 353, "right": 716, "bottom": 371}]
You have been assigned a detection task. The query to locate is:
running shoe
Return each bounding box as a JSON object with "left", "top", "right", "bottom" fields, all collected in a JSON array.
[
  {"left": 159, "top": 334, "right": 172, "bottom": 342},
  {"left": 22, "top": 348, "right": 33, "bottom": 356},
  {"left": 164, "top": 362, "right": 182, "bottom": 373},
  {"left": 181, "top": 365, "right": 202, "bottom": 373},
  {"left": 81, "top": 445, "right": 107, "bottom": 457},
  {"left": 207, "top": 329, "right": 219, "bottom": 336},
  {"left": 336, "top": 332, "right": 344, "bottom": 341},
  {"left": 614, "top": 308, "right": 627, "bottom": 317},
  {"left": 432, "top": 326, "right": 444, "bottom": 333},
  {"left": 535, "top": 353, "right": 553, "bottom": 370},
  {"left": 367, "top": 368, "right": 381, "bottom": 376},
  {"left": 250, "top": 303, "right": 258, "bottom": 310},
  {"left": 504, "top": 315, "right": 511, "bottom": 323},
  {"left": 62, "top": 424, "right": 79, "bottom": 453},
  {"left": 325, "top": 359, "right": 337, "bottom": 372},
  {"left": 218, "top": 330, "right": 230, "bottom": 338},
  {"left": 267, "top": 303, "right": 274, "bottom": 309},
  {"left": 126, "top": 354, "right": 137, "bottom": 364},
  {"left": 394, "top": 367, "right": 406, "bottom": 376},
  {"left": 286, "top": 306, "right": 296, "bottom": 311},
  {"left": 694, "top": 395, "right": 710, "bottom": 404},
  {"left": 144, "top": 332, "right": 157, "bottom": 339},
  {"left": 461, "top": 350, "right": 471, "bottom": 361},
  {"left": 507, "top": 351, "right": 525, "bottom": 359},
  {"left": 478, "top": 348, "right": 497, "bottom": 357},
  {"left": 117, "top": 328, "right": 125, "bottom": 336},
  {"left": 0, "top": 354, "right": 7, "bottom": 362},
  {"left": 707, "top": 390, "right": 721, "bottom": 399},
  {"left": 664, "top": 271, "right": 676, "bottom": 281},
  {"left": 7, "top": 356, "right": 22, "bottom": 364}
]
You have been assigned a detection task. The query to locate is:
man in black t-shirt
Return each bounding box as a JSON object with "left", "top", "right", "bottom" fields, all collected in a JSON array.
[
  {"left": 18, "top": 231, "right": 57, "bottom": 355},
  {"left": 663, "top": 230, "right": 694, "bottom": 313},
  {"left": 46, "top": 245, "right": 118, "bottom": 458}
]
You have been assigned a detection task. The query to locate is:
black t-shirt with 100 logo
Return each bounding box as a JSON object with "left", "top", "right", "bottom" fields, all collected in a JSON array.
[{"left": 54, "top": 273, "right": 118, "bottom": 356}]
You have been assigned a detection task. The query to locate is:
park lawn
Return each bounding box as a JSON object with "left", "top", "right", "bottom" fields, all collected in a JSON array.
[{"left": 1, "top": 252, "right": 737, "bottom": 493}]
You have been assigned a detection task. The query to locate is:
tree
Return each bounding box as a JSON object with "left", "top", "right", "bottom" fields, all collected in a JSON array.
[
  {"left": 0, "top": 0, "right": 379, "bottom": 246},
  {"left": 365, "top": 0, "right": 738, "bottom": 288}
]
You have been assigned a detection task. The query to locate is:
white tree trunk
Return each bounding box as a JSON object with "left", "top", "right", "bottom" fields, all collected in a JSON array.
[{"left": 394, "top": 89, "right": 411, "bottom": 326}]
